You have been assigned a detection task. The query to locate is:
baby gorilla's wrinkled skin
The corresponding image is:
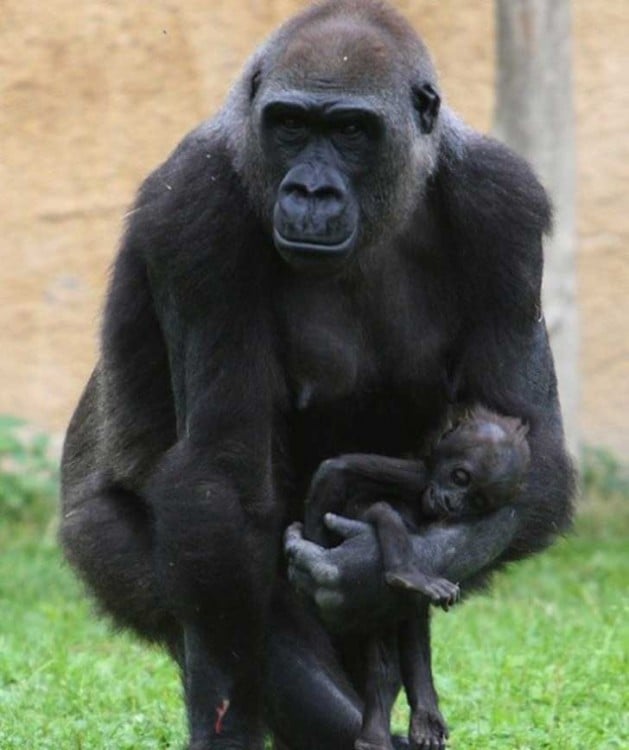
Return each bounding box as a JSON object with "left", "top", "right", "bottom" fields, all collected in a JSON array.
[{"left": 305, "top": 406, "right": 530, "bottom": 750}]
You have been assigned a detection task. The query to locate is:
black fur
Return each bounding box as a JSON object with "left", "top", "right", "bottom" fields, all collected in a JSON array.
[{"left": 60, "top": 2, "right": 575, "bottom": 748}]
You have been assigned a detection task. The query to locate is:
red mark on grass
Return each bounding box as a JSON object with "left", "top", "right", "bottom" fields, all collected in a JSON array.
[{"left": 215, "top": 698, "right": 230, "bottom": 734}]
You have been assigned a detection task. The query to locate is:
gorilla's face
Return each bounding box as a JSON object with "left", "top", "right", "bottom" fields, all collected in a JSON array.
[{"left": 261, "top": 93, "right": 382, "bottom": 272}]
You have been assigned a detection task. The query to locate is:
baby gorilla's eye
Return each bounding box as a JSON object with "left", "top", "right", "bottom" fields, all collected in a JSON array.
[{"left": 451, "top": 468, "right": 471, "bottom": 487}]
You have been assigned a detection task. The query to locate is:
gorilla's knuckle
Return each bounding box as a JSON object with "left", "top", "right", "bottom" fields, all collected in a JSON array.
[{"left": 318, "top": 457, "right": 349, "bottom": 478}]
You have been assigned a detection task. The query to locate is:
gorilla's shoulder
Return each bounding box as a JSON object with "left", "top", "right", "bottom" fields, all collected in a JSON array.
[
  {"left": 146, "top": 122, "right": 245, "bottom": 209},
  {"left": 125, "top": 121, "right": 252, "bottom": 266},
  {"left": 434, "top": 120, "right": 551, "bottom": 320},
  {"left": 436, "top": 124, "right": 551, "bottom": 243}
]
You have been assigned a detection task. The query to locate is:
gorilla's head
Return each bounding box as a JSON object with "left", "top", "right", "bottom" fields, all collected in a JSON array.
[{"left": 226, "top": 0, "right": 442, "bottom": 273}]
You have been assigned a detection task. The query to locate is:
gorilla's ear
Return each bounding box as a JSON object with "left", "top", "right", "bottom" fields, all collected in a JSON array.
[
  {"left": 250, "top": 69, "right": 262, "bottom": 101},
  {"left": 412, "top": 82, "right": 440, "bottom": 134}
]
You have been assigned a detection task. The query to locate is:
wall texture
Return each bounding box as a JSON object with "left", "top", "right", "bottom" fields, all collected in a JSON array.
[{"left": 1, "top": 0, "right": 627, "bottom": 454}]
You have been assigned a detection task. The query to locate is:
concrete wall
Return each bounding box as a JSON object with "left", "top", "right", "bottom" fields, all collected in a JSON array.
[{"left": 1, "top": 1, "right": 627, "bottom": 454}]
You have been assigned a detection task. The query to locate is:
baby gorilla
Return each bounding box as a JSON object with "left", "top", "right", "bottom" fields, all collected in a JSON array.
[{"left": 304, "top": 406, "right": 530, "bottom": 750}]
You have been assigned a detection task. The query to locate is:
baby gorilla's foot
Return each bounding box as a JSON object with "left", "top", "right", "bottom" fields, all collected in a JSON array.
[
  {"left": 384, "top": 570, "right": 460, "bottom": 610},
  {"left": 409, "top": 707, "right": 449, "bottom": 750},
  {"left": 421, "top": 577, "right": 460, "bottom": 611}
]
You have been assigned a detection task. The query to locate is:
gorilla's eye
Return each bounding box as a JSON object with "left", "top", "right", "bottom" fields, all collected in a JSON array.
[
  {"left": 332, "top": 121, "right": 367, "bottom": 144},
  {"left": 279, "top": 116, "right": 305, "bottom": 132},
  {"left": 451, "top": 468, "right": 471, "bottom": 487},
  {"left": 340, "top": 123, "right": 361, "bottom": 137}
]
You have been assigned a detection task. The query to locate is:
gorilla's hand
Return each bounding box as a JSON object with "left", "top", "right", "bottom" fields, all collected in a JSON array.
[{"left": 284, "top": 514, "right": 403, "bottom": 633}]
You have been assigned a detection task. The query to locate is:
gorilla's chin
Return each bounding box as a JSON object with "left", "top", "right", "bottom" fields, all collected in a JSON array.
[{"left": 272, "top": 227, "right": 357, "bottom": 273}]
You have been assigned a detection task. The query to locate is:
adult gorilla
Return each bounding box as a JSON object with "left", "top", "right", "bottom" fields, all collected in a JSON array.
[{"left": 60, "top": 1, "right": 574, "bottom": 748}]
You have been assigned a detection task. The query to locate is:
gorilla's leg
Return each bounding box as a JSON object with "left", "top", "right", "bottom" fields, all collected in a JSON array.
[
  {"left": 266, "top": 594, "right": 409, "bottom": 750},
  {"left": 265, "top": 588, "right": 363, "bottom": 749},
  {"left": 60, "top": 472, "right": 180, "bottom": 653},
  {"left": 63, "top": 477, "right": 266, "bottom": 747},
  {"left": 355, "top": 631, "right": 399, "bottom": 750},
  {"left": 399, "top": 607, "right": 448, "bottom": 750},
  {"left": 148, "top": 447, "right": 277, "bottom": 750},
  {"left": 62, "top": 480, "right": 401, "bottom": 749}
]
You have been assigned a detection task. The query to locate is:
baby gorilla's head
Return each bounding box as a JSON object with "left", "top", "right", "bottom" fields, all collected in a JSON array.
[{"left": 422, "top": 406, "right": 530, "bottom": 519}]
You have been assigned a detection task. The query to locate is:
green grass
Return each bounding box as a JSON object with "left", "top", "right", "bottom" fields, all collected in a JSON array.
[{"left": 0, "top": 497, "right": 627, "bottom": 749}]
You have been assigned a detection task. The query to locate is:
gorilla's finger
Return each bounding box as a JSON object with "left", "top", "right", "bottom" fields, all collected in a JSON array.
[
  {"left": 324, "top": 513, "right": 371, "bottom": 539},
  {"left": 314, "top": 589, "right": 345, "bottom": 612},
  {"left": 283, "top": 521, "right": 305, "bottom": 551},
  {"left": 284, "top": 522, "right": 324, "bottom": 568},
  {"left": 288, "top": 553, "right": 340, "bottom": 590},
  {"left": 285, "top": 526, "right": 337, "bottom": 573}
]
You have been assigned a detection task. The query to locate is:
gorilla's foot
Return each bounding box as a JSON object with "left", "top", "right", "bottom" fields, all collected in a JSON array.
[{"left": 409, "top": 707, "right": 448, "bottom": 750}]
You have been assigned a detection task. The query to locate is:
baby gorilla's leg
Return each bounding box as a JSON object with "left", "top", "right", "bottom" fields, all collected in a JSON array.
[{"left": 363, "top": 502, "right": 459, "bottom": 610}]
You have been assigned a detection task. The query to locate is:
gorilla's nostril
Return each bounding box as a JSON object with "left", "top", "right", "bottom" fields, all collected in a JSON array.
[
  {"left": 282, "top": 183, "right": 310, "bottom": 201},
  {"left": 313, "top": 185, "right": 344, "bottom": 203}
]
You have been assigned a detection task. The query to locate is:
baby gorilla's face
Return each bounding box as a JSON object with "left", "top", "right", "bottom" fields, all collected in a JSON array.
[
  {"left": 421, "top": 415, "right": 530, "bottom": 519},
  {"left": 421, "top": 452, "right": 487, "bottom": 518}
]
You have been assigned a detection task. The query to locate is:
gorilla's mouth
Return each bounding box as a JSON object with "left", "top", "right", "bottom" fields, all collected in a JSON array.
[
  {"left": 422, "top": 485, "right": 454, "bottom": 519},
  {"left": 272, "top": 227, "right": 358, "bottom": 270}
]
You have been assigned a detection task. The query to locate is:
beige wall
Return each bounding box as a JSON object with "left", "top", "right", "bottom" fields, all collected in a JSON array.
[{"left": 1, "top": 1, "right": 627, "bottom": 454}]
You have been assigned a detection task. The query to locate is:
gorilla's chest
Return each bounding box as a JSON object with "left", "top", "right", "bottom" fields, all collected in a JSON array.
[
  {"left": 277, "top": 271, "right": 450, "bottom": 419},
  {"left": 280, "top": 286, "right": 365, "bottom": 411}
]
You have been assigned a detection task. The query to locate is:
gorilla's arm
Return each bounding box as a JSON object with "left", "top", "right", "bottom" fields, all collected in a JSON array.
[{"left": 62, "top": 132, "right": 281, "bottom": 749}]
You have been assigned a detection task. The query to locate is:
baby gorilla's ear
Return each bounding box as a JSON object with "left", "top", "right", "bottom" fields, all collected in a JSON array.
[
  {"left": 433, "top": 405, "right": 457, "bottom": 441},
  {"left": 442, "top": 404, "right": 473, "bottom": 437},
  {"left": 459, "top": 404, "right": 475, "bottom": 421},
  {"left": 439, "top": 419, "right": 455, "bottom": 439},
  {"left": 505, "top": 417, "right": 529, "bottom": 440}
]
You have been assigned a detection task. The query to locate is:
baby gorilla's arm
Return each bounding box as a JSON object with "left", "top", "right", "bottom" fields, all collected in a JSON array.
[{"left": 303, "top": 454, "right": 428, "bottom": 547}]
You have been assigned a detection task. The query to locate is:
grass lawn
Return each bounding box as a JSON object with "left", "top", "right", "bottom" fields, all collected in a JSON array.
[{"left": 0, "top": 498, "right": 627, "bottom": 750}]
